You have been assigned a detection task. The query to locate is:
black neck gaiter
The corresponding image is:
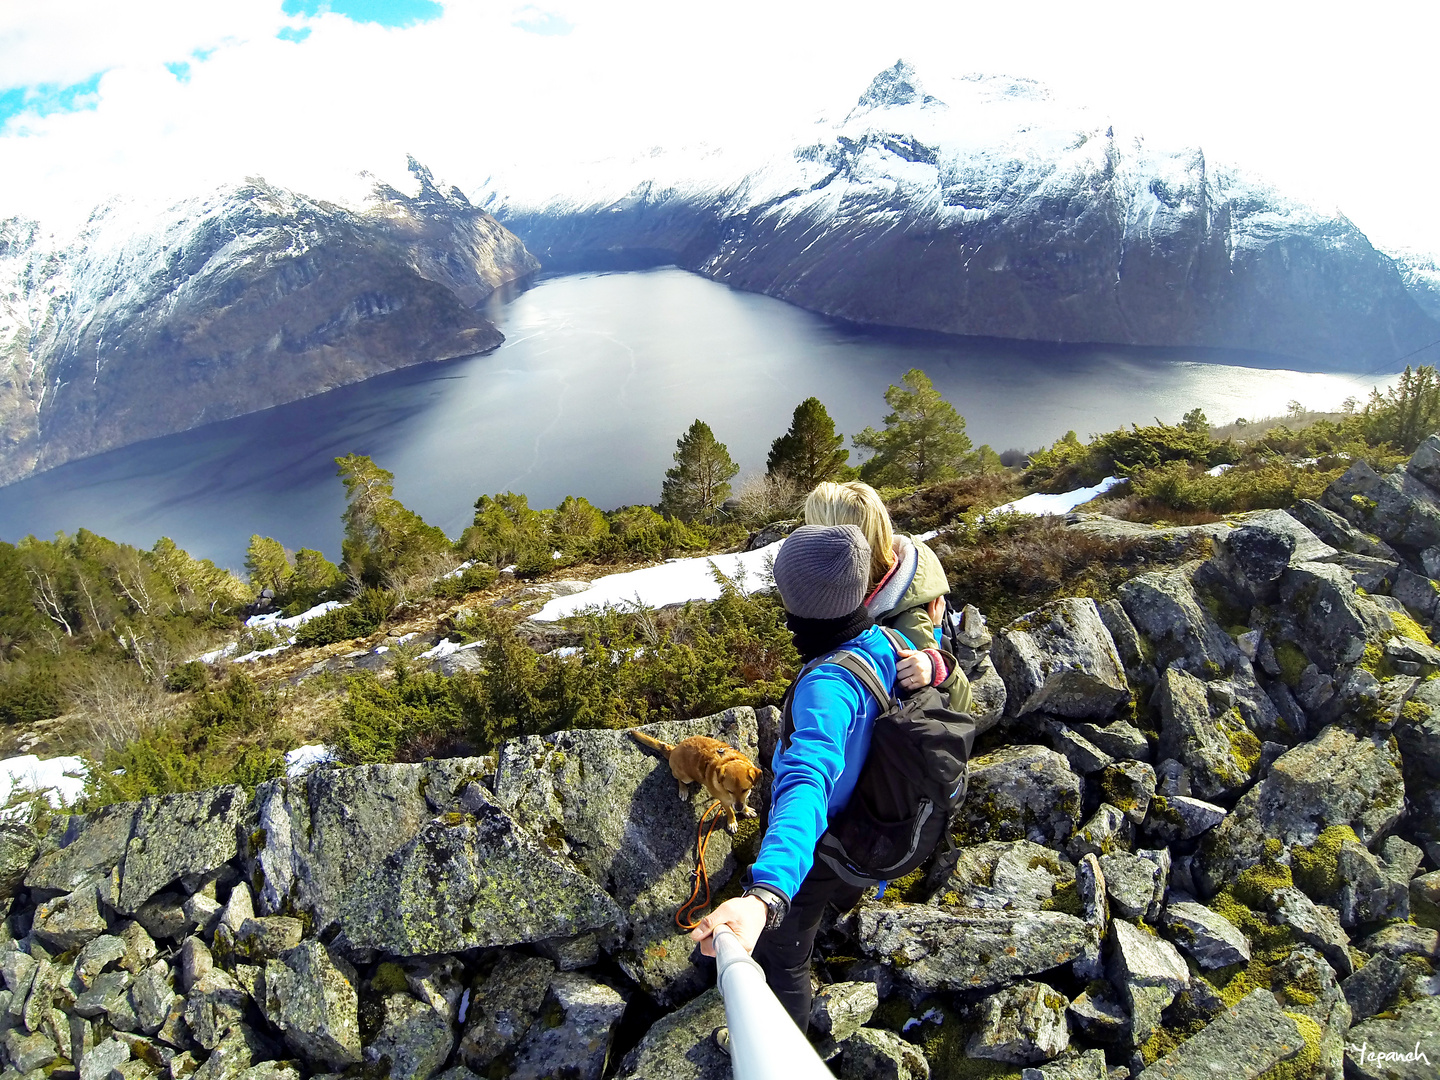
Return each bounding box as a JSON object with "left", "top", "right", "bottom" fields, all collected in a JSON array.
[{"left": 786, "top": 604, "right": 875, "bottom": 663}]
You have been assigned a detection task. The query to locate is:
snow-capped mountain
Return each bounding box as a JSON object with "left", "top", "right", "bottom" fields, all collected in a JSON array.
[
  {"left": 0, "top": 160, "right": 539, "bottom": 486},
  {"left": 478, "top": 62, "right": 1438, "bottom": 370}
]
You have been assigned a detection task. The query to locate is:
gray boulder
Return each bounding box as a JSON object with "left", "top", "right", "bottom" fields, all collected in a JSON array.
[
  {"left": 75, "top": 935, "right": 126, "bottom": 989},
  {"left": 1117, "top": 569, "right": 1236, "bottom": 677},
  {"left": 4, "top": 1027, "right": 58, "bottom": 1072},
  {"left": 1098, "top": 761, "right": 1156, "bottom": 824},
  {"left": 993, "top": 599, "right": 1130, "bottom": 719},
  {"left": 362, "top": 992, "right": 453, "bottom": 1080},
  {"left": 0, "top": 821, "right": 37, "bottom": 904},
  {"left": 508, "top": 972, "right": 626, "bottom": 1080},
  {"left": 1136, "top": 988, "right": 1304, "bottom": 1080},
  {"left": 1290, "top": 499, "right": 1399, "bottom": 560},
  {"left": 1108, "top": 919, "right": 1189, "bottom": 997},
  {"left": 1280, "top": 561, "right": 1395, "bottom": 671},
  {"left": 853, "top": 903, "right": 1091, "bottom": 992},
  {"left": 1021, "top": 1048, "right": 1108, "bottom": 1080},
  {"left": 253, "top": 760, "right": 623, "bottom": 956},
  {"left": 1323, "top": 458, "right": 1440, "bottom": 552},
  {"left": 809, "top": 981, "right": 879, "bottom": 1048},
  {"left": 116, "top": 787, "right": 249, "bottom": 915},
  {"left": 614, "top": 987, "right": 729, "bottom": 1080},
  {"left": 1344, "top": 997, "right": 1440, "bottom": 1080},
  {"left": 116, "top": 921, "right": 158, "bottom": 975},
  {"left": 1268, "top": 888, "right": 1354, "bottom": 977},
  {"left": 955, "top": 745, "right": 1083, "bottom": 846},
  {"left": 1196, "top": 725, "right": 1405, "bottom": 896},
  {"left": 1408, "top": 434, "right": 1440, "bottom": 491},
  {"left": 1271, "top": 947, "right": 1351, "bottom": 1080},
  {"left": 32, "top": 883, "right": 107, "bottom": 950},
  {"left": 1154, "top": 667, "right": 1253, "bottom": 800},
  {"left": 182, "top": 969, "right": 246, "bottom": 1051},
  {"left": 1098, "top": 853, "right": 1164, "bottom": 922},
  {"left": 1072, "top": 719, "right": 1152, "bottom": 762},
  {"left": 79, "top": 1036, "right": 130, "bottom": 1080},
  {"left": 927, "top": 841, "right": 1074, "bottom": 912},
  {"left": 24, "top": 802, "right": 136, "bottom": 899},
  {"left": 130, "top": 960, "right": 178, "bottom": 1037},
  {"left": 135, "top": 891, "right": 188, "bottom": 943},
  {"left": 457, "top": 953, "right": 554, "bottom": 1072},
  {"left": 837, "top": 1027, "right": 930, "bottom": 1080},
  {"left": 188, "top": 1023, "right": 272, "bottom": 1080},
  {"left": 1067, "top": 803, "right": 1134, "bottom": 861},
  {"left": 1141, "top": 795, "right": 1226, "bottom": 845},
  {"left": 491, "top": 708, "right": 758, "bottom": 996},
  {"left": 1067, "top": 983, "right": 1128, "bottom": 1044},
  {"left": 1206, "top": 513, "right": 1304, "bottom": 605},
  {"left": 969, "top": 656, "right": 1009, "bottom": 729},
  {"left": 259, "top": 941, "right": 360, "bottom": 1068},
  {"left": 1342, "top": 955, "right": 1408, "bottom": 1021},
  {"left": 1098, "top": 598, "right": 1158, "bottom": 695},
  {"left": 179, "top": 938, "right": 212, "bottom": 994},
  {"left": 1045, "top": 721, "right": 1115, "bottom": 775},
  {"left": 968, "top": 980, "right": 1070, "bottom": 1064},
  {"left": 1356, "top": 922, "right": 1439, "bottom": 961},
  {"left": 232, "top": 918, "right": 302, "bottom": 961},
  {"left": 1160, "top": 901, "right": 1250, "bottom": 969}
]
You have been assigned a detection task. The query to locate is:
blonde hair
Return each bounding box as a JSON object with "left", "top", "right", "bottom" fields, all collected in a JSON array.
[{"left": 803, "top": 481, "right": 895, "bottom": 585}]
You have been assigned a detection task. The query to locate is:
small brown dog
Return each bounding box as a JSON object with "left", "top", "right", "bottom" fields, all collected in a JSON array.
[{"left": 629, "top": 731, "right": 763, "bottom": 833}]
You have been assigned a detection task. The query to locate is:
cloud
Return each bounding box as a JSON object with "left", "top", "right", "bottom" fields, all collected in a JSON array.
[{"left": 0, "top": 0, "right": 1436, "bottom": 256}]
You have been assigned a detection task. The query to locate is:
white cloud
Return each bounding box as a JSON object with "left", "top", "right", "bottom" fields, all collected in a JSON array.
[{"left": 1, "top": 0, "right": 1437, "bottom": 255}]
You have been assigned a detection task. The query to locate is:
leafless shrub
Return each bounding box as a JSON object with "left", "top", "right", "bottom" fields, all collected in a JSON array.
[{"left": 70, "top": 663, "right": 170, "bottom": 752}]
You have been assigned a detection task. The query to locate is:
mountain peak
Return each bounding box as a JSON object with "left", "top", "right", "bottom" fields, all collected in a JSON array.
[{"left": 849, "top": 60, "right": 940, "bottom": 118}]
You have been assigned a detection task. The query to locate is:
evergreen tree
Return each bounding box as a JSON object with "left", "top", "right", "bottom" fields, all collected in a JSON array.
[
  {"left": 335, "top": 454, "right": 451, "bottom": 585},
  {"left": 464, "top": 492, "right": 549, "bottom": 568},
  {"left": 244, "top": 535, "right": 293, "bottom": 597},
  {"left": 766, "top": 397, "right": 849, "bottom": 490},
  {"left": 1365, "top": 365, "right": 1440, "bottom": 451},
  {"left": 660, "top": 420, "right": 739, "bottom": 523},
  {"left": 550, "top": 495, "right": 609, "bottom": 555},
  {"left": 852, "top": 368, "right": 972, "bottom": 485},
  {"left": 288, "top": 549, "right": 344, "bottom": 608}
]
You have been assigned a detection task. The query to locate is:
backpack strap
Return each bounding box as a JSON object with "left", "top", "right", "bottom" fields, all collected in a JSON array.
[{"left": 779, "top": 644, "right": 894, "bottom": 754}]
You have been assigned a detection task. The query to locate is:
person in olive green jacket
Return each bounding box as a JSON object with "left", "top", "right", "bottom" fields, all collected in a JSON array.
[{"left": 803, "top": 481, "right": 973, "bottom": 713}]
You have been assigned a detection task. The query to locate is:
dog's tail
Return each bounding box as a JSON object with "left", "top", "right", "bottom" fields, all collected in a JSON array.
[{"left": 628, "top": 729, "right": 674, "bottom": 758}]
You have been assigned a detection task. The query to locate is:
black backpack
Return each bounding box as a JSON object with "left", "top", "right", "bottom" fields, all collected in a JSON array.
[{"left": 779, "top": 627, "right": 978, "bottom": 888}]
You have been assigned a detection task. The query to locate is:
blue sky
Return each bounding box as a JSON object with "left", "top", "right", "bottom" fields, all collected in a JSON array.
[{"left": 0, "top": 0, "right": 1436, "bottom": 256}]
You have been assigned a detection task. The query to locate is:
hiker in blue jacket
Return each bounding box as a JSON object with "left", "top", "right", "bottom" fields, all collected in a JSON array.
[{"left": 690, "top": 523, "right": 934, "bottom": 1032}]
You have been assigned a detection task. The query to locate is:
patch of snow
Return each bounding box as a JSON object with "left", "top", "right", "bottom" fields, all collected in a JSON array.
[
  {"left": 1206, "top": 464, "right": 1234, "bottom": 476},
  {"left": 0, "top": 755, "right": 87, "bottom": 811},
  {"left": 913, "top": 476, "right": 1124, "bottom": 541},
  {"left": 285, "top": 744, "right": 337, "bottom": 778},
  {"left": 531, "top": 541, "right": 781, "bottom": 622},
  {"left": 548, "top": 646, "right": 583, "bottom": 658},
  {"left": 394, "top": 632, "right": 419, "bottom": 645},
  {"left": 441, "top": 561, "right": 475, "bottom": 579},
  {"left": 198, "top": 642, "right": 238, "bottom": 665},
  {"left": 245, "top": 600, "right": 344, "bottom": 631},
  {"left": 232, "top": 645, "right": 289, "bottom": 664},
  {"left": 417, "top": 638, "right": 485, "bottom": 661}
]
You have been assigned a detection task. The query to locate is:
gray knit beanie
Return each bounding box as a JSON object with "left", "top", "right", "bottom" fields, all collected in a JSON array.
[{"left": 773, "top": 524, "right": 871, "bottom": 619}]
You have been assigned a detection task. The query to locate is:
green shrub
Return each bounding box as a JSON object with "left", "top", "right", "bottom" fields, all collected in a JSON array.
[
  {"left": 1126, "top": 460, "right": 1345, "bottom": 514},
  {"left": 1026, "top": 422, "right": 1236, "bottom": 492},
  {"left": 163, "top": 661, "right": 208, "bottom": 693},
  {"left": 79, "top": 672, "right": 287, "bottom": 807},
  {"left": 430, "top": 564, "right": 500, "bottom": 601},
  {"left": 292, "top": 589, "right": 397, "bottom": 648},
  {"left": 0, "top": 661, "right": 64, "bottom": 725}
]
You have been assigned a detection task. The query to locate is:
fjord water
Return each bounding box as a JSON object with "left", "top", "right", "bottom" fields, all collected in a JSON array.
[{"left": 0, "top": 268, "right": 1395, "bottom": 568}]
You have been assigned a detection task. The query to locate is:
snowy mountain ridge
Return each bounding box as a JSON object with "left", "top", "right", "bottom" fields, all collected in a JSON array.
[
  {"left": 0, "top": 162, "right": 539, "bottom": 486},
  {"left": 478, "top": 62, "right": 1438, "bottom": 370}
]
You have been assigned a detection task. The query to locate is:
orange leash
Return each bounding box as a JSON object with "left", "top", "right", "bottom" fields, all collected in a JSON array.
[{"left": 675, "top": 800, "right": 727, "bottom": 931}]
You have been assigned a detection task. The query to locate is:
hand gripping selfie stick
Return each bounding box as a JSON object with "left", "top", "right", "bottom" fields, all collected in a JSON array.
[{"left": 711, "top": 926, "right": 835, "bottom": 1079}]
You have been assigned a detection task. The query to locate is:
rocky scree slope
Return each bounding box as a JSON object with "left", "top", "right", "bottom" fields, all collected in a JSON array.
[
  {"left": 482, "top": 61, "right": 1438, "bottom": 370},
  {"left": 5, "top": 446, "right": 1440, "bottom": 1079},
  {"left": 0, "top": 162, "right": 540, "bottom": 486}
]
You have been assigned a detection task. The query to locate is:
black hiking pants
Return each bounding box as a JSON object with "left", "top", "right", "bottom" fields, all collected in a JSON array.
[{"left": 751, "top": 856, "right": 865, "bottom": 1033}]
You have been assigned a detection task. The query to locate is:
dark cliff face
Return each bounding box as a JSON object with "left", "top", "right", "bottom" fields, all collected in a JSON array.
[
  {"left": 485, "top": 66, "right": 1438, "bottom": 371},
  {"left": 0, "top": 164, "right": 541, "bottom": 485}
]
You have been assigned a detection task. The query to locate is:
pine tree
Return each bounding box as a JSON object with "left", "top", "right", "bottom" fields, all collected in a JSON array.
[
  {"left": 660, "top": 420, "right": 739, "bottom": 522},
  {"left": 335, "top": 454, "right": 451, "bottom": 585},
  {"left": 853, "top": 368, "right": 972, "bottom": 485},
  {"left": 244, "top": 535, "right": 293, "bottom": 597},
  {"left": 766, "top": 397, "right": 849, "bottom": 490}
]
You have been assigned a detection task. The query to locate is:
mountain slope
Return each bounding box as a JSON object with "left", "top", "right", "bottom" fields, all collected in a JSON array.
[
  {"left": 481, "top": 63, "right": 1438, "bottom": 370},
  {"left": 0, "top": 161, "right": 540, "bottom": 485}
]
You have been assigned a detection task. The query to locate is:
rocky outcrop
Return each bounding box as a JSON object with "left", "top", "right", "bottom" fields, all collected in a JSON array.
[
  {"left": 9, "top": 438, "right": 1440, "bottom": 1079},
  {"left": 0, "top": 159, "right": 539, "bottom": 484},
  {"left": 482, "top": 63, "right": 1438, "bottom": 371}
]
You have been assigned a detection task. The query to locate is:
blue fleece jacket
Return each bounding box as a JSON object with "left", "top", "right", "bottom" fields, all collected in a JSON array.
[{"left": 749, "top": 624, "right": 899, "bottom": 900}]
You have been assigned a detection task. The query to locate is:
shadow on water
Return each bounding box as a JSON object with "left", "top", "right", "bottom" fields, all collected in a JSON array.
[{"left": 0, "top": 267, "right": 1398, "bottom": 568}]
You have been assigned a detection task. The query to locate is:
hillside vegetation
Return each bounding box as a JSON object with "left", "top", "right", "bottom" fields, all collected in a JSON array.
[{"left": 0, "top": 364, "right": 1432, "bottom": 810}]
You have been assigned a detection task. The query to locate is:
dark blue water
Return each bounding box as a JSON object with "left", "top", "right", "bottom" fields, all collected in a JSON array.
[{"left": 0, "top": 268, "right": 1391, "bottom": 568}]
